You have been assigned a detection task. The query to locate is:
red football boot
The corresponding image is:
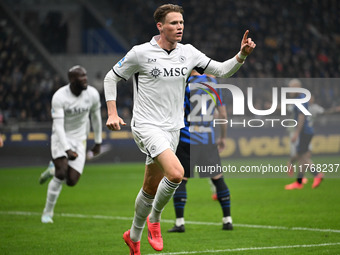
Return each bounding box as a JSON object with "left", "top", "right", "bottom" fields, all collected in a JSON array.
[
  {"left": 147, "top": 216, "right": 163, "bottom": 251},
  {"left": 123, "top": 230, "right": 141, "bottom": 255}
]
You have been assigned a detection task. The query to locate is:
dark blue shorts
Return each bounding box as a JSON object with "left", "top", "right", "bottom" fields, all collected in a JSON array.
[
  {"left": 176, "top": 141, "right": 221, "bottom": 178},
  {"left": 297, "top": 133, "right": 313, "bottom": 154}
]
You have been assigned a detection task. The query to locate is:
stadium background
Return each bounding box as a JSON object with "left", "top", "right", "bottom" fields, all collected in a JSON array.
[
  {"left": 1, "top": 1, "right": 340, "bottom": 254},
  {"left": 0, "top": 0, "right": 339, "bottom": 167}
]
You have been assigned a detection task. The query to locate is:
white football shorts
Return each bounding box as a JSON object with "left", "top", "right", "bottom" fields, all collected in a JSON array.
[
  {"left": 51, "top": 136, "right": 87, "bottom": 174},
  {"left": 131, "top": 125, "right": 180, "bottom": 165}
]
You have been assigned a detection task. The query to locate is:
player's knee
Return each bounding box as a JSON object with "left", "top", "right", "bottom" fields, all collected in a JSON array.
[
  {"left": 66, "top": 178, "right": 78, "bottom": 187},
  {"left": 167, "top": 165, "right": 184, "bottom": 184},
  {"left": 66, "top": 174, "right": 80, "bottom": 187},
  {"left": 211, "top": 173, "right": 223, "bottom": 180},
  {"left": 299, "top": 156, "right": 310, "bottom": 165},
  {"left": 54, "top": 167, "right": 67, "bottom": 180},
  {"left": 66, "top": 168, "right": 81, "bottom": 187}
]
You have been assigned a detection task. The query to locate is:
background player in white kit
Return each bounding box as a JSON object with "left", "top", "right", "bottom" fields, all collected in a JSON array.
[
  {"left": 40, "top": 65, "right": 102, "bottom": 223},
  {"left": 104, "top": 4, "right": 255, "bottom": 254}
]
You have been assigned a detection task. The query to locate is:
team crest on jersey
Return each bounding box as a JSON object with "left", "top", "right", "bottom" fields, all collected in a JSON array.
[
  {"left": 150, "top": 67, "right": 162, "bottom": 78},
  {"left": 117, "top": 57, "right": 126, "bottom": 68},
  {"left": 179, "top": 55, "right": 186, "bottom": 63},
  {"left": 150, "top": 145, "right": 156, "bottom": 154}
]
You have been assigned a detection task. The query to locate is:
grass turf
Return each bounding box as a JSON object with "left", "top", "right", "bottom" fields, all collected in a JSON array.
[{"left": 0, "top": 156, "right": 340, "bottom": 254}]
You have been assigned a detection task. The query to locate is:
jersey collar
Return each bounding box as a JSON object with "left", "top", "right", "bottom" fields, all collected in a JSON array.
[
  {"left": 150, "top": 35, "right": 160, "bottom": 46},
  {"left": 150, "top": 35, "right": 180, "bottom": 50}
]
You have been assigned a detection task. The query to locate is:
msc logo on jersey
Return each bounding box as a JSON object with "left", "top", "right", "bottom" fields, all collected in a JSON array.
[
  {"left": 150, "top": 67, "right": 162, "bottom": 78},
  {"left": 149, "top": 67, "right": 188, "bottom": 78},
  {"left": 65, "top": 107, "right": 89, "bottom": 115}
]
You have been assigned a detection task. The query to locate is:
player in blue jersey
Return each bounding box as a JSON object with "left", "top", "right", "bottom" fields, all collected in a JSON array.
[
  {"left": 285, "top": 79, "right": 323, "bottom": 190},
  {"left": 168, "top": 70, "right": 233, "bottom": 232}
]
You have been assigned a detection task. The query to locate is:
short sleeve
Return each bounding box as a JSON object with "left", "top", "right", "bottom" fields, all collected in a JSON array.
[
  {"left": 189, "top": 45, "right": 211, "bottom": 74},
  {"left": 113, "top": 47, "right": 139, "bottom": 80}
]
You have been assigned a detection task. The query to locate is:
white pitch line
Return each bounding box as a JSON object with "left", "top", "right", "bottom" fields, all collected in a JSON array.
[
  {"left": 144, "top": 242, "right": 340, "bottom": 255},
  {"left": 1, "top": 211, "right": 340, "bottom": 234}
]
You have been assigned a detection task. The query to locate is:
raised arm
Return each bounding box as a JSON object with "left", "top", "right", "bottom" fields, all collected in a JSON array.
[
  {"left": 205, "top": 30, "right": 256, "bottom": 78},
  {"left": 238, "top": 30, "right": 256, "bottom": 61}
]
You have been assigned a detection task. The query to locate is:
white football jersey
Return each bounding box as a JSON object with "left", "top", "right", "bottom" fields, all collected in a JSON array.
[
  {"left": 113, "top": 35, "right": 211, "bottom": 131},
  {"left": 51, "top": 85, "right": 101, "bottom": 142}
]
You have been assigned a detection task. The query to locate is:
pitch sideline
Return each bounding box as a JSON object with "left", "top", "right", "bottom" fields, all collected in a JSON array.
[
  {"left": 1, "top": 210, "right": 340, "bottom": 234},
  {"left": 2, "top": 211, "right": 340, "bottom": 254},
  {"left": 145, "top": 242, "right": 340, "bottom": 255}
]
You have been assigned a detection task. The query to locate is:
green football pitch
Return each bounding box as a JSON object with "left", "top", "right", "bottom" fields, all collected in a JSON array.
[{"left": 1, "top": 156, "right": 340, "bottom": 255}]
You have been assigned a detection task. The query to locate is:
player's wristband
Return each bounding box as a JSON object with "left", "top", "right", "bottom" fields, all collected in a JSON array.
[{"left": 238, "top": 51, "right": 247, "bottom": 61}]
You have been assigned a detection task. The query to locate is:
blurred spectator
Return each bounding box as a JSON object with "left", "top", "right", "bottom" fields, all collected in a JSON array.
[
  {"left": 40, "top": 11, "right": 68, "bottom": 53},
  {"left": 0, "top": 17, "right": 62, "bottom": 125},
  {"left": 103, "top": 0, "right": 339, "bottom": 78},
  {"left": 92, "top": 71, "right": 104, "bottom": 94}
]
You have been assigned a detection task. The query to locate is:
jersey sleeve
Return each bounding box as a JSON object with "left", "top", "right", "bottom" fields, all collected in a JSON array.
[
  {"left": 89, "top": 87, "right": 101, "bottom": 113},
  {"left": 51, "top": 92, "right": 64, "bottom": 119},
  {"left": 113, "top": 47, "right": 139, "bottom": 80},
  {"left": 89, "top": 87, "right": 102, "bottom": 144},
  {"left": 51, "top": 91, "right": 70, "bottom": 151},
  {"left": 188, "top": 45, "right": 211, "bottom": 74}
]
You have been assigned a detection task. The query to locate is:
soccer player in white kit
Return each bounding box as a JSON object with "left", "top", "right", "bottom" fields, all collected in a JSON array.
[
  {"left": 41, "top": 65, "right": 102, "bottom": 223},
  {"left": 104, "top": 4, "right": 255, "bottom": 254}
]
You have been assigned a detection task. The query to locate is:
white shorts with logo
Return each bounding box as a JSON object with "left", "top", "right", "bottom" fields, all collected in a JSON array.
[
  {"left": 51, "top": 135, "right": 87, "bottom": 174},
  {"left": 131, "top": 125, "right": 180, "bottom": 165}
]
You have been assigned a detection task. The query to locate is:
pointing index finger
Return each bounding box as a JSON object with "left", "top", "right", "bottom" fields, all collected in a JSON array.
[{"left": 243, "top": 30, "right": 249, "bottom": 43}]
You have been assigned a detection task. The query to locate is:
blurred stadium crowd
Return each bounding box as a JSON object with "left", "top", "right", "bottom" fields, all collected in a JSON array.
[
  {"left": 0, "top": 17, "right": 62, "bottom": 124},
  {"left": 0, "top": 0, "right": 339, "bottom": 128}
]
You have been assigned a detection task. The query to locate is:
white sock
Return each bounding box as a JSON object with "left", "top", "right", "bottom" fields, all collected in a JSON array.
[
  {"left": 130, "top": 189, "right": 154, "bottom": 242},
  {"left": 175, "top": 217, "right": 185, "bottom": 226},
  {"left": 223, "top": 216, "right": 232, "bottom": 224},
  {"left": 149, "top": 177, "right": 180, "bottom": 223},
  {"left": 43, "top": 177, "right": 63, "bottom": 216}
]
